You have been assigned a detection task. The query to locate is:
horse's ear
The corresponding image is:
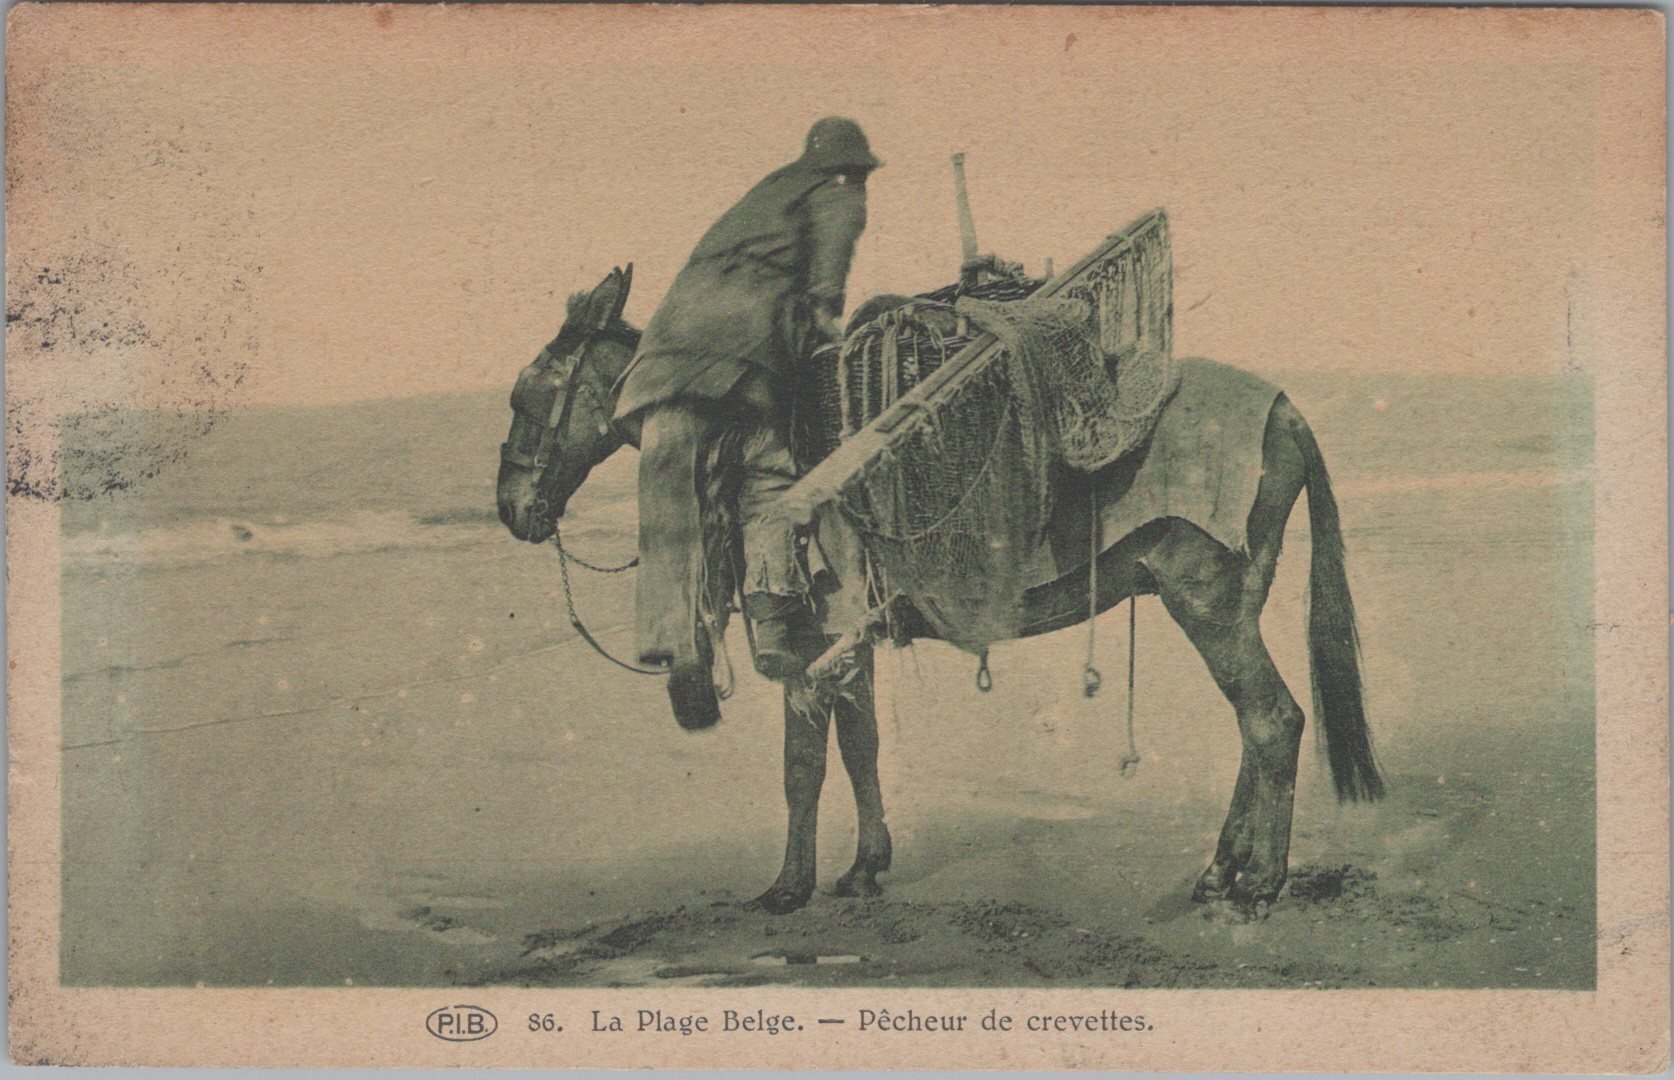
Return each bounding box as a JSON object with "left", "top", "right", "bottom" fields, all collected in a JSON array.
[
  {"left": 609, "top": 264, "right": 633, "bottom": 324},
  {"left": 581, "top": 268, "right": 628, "bottom": 332}
]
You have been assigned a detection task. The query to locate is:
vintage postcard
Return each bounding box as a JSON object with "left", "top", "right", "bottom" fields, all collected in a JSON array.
[{"left": 6, "top": 3, "right": 1667, "bottom": 1071}]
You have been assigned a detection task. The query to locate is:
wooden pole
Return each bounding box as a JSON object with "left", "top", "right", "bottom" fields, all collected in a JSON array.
[
  {"left": 951, "top": 152, "right": 979, "bottom": 267},
  {"left": 805, "top": 596, "right": 897, "bottom": 682},
  {"left": 952, "top": 151, "right": 979, "bottom": 330}
]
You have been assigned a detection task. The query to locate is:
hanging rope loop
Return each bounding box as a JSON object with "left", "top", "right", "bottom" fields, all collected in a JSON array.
[
  {"left": 1083, "top": 484, "right": 1103, "bottom": 698},
  {"left": 1118, "top": 594, "right": 1141, "bottom": 777},
  {"left": 975, "top": 650, "right": 993, "bottom": 692}
]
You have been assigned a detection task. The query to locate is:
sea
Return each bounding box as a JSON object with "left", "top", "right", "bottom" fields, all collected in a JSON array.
[{"left": 57, "top": 370, "right": 1592, "bottom": 569}]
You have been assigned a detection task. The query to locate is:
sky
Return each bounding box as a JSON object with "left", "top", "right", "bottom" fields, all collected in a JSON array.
[{"left": 8, "top": 5, "right": 1661, "bottom": 407}]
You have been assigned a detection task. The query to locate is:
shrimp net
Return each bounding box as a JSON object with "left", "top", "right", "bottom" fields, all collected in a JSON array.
[{"left": 795, "top": 212, "right": 1176, "bottom": 653}]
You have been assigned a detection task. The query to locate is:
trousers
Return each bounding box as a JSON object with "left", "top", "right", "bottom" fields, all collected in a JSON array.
[{"left": 634, "top": 399, "right": 807, "bottom": 668}]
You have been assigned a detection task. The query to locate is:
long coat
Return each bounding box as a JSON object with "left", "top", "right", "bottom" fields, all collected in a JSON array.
[{"left": 614, "top": 160, "right": 867, "bottom": 423}]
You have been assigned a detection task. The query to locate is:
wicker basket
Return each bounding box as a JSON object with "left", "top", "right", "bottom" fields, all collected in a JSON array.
[{"left": 797, "top": 276, "right": 1045, "bottom": 466}]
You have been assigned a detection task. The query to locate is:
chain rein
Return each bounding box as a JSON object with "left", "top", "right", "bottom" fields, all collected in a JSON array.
[{"left": 550, "top": 513, "right": 666, "bottom": 677}]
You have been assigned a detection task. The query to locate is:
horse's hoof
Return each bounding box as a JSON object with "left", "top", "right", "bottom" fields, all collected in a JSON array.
[
  {"left": 1199, "top": 898, "right": 1252, "bottom": 925},
  {"left": 668, "top": 663, "right": 721, "bottom": 731},
  {"left": 1191, "top": 863, "right": 1238, "bottom": 903},
  {"left": 1228, "top": 879, "right": 1281, "bottom": 918},
  {"left": 1213, "top": 897, "right": 1271, "bottom": 923},
  {"left": 743, "top": 886, "right": 812, "bottom": 915},
  {"left": 831, "top": 872, "right": 882, "bottom": 898}
]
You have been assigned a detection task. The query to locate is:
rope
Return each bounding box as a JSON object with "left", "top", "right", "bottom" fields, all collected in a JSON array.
[
  {"left": 552, "top": 520, "right": 666, "bottom": 677},
  {"left": 694, "top": 532, "right": 735, "bottom": 702},
  {"left": 707, "top": 610, "right": 735, "bottom": 701},
  {"left": 1083, "top": 484, "right": 1102, "bottom": 698},
  {"left": 1120, "top": 596, "right": 1141, "bottom": 777},
  {"left": 1082, "top": 484, "right": 1136, "bottom": 775}
]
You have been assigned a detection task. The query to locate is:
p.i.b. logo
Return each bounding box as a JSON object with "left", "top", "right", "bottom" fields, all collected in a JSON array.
[{"left": 426, "top": 1005, "right": 498, "bottom": 1042}]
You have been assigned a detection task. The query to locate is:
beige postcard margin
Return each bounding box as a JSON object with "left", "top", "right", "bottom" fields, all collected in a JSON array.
[{"left": 5, "top": 4, "right": 1668, "bottom": 1071}]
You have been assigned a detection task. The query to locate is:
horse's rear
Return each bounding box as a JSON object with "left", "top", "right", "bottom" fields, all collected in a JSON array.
[
  {"left": 763, "top": 363, "right": 1382, "bottom": 916},
  {"left": 1136, "top": 388, "right": 1381, "bottom": 911}
]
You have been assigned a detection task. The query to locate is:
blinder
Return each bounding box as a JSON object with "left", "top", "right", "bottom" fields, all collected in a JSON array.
[{"left": 501, "top": 341, "right": 587, "bottom": 475}]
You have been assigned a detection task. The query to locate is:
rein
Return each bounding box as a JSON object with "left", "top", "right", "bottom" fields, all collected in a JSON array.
[{"left": 552, "top": 518, "right": 666, "bottom": 677}]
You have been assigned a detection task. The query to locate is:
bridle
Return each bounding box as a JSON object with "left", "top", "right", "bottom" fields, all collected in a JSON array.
[
  {"left": 500, "top": 337, "right": 591, "bottom": 522},
  {"left": 501, "top": 326, "right": 664, "bottom": 677}
]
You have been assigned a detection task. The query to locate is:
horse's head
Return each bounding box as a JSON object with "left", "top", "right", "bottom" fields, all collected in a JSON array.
[{"left": 497, "top": 265, "right": 639, "bottom": 543}]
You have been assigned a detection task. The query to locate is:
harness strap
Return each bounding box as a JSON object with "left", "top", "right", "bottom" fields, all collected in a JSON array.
[
  {"left": 1084, "top": 484, "right": 1140, "bottom": 776},
  {"left": 500, "top": 442, "right": 544, "bottom": 470},
  {"left": 507, "top": 343, "right": 591, "bottom": 473}
]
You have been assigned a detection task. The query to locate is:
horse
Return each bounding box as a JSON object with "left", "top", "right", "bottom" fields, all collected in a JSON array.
[{"left": 497, "top": 266, "right": 1383, "bottom": 916}]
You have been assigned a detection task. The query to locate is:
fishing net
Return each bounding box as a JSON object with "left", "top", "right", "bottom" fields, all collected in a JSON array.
[
  {"left": 793, "top": 211, "right": 1176, "bottom": 654},
  {"left": 957, "top": 295, "right": 1134, "bottom": 471},
  {"left": 841, "top": 330, "right": 1052, "bottom": 651}
]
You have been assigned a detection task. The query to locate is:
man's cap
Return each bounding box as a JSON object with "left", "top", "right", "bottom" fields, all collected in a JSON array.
[{"left": 801, "top": 116, "right": 882, "bottom": 173}]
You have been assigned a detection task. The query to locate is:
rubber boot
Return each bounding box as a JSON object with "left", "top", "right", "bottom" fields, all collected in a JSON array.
[
  {"left": 745, "top": 592, "right": 810, "bottom": 681},
  {"left": 666, "top": 625, "right": 721, "bottom": 731},
  {"left": 667, "top": 662, "right": 721, "bottom": 730}
]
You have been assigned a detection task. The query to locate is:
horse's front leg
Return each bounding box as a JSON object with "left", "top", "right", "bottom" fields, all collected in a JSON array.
[
  {"left": 830, "top": 646, "right": 892, "bottom": 898},
  {"left": 746, "top": 688, "right": 829, "bottom": 914}
]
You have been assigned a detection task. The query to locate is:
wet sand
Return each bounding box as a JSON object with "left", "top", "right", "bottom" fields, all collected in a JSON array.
[{"left": 59, "top": 380, "right": 1596, "bottom": 989}]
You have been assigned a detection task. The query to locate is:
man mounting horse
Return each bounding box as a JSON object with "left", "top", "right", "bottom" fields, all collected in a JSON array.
[
  {"left": 612, "top": 117, "right": 880, "bottom": 726},
  {"left": 497, "top": 155, "right": 1383, "bottom": 914}
]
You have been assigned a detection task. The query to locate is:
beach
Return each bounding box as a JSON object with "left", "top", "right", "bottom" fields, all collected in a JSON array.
[{"left": 58, "top": 370, "right": 1596, "bottom": 988}]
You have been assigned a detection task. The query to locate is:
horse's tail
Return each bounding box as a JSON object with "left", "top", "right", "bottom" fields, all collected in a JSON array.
[{"left": 1293, "top": 401, "right": 1385, "bottom": 803}]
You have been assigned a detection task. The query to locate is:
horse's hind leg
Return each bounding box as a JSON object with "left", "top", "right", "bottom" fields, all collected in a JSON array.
[
  {"left": 830, "top": 646, "right": 892, "bottom": 897},
  {"left": 1193, "top": 763, "right": 1258, "bottom": 902},
  {"left": 1215, "top": 631, "right": 1303, "bottom": 910},
  {"left": 1150, "top": 524, "right": 1303, "bottom": 910}
]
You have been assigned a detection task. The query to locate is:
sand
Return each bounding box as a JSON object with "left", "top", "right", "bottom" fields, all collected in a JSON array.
[{"left": 58, "top": 375, "right": 1596, "bottom": 988}]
